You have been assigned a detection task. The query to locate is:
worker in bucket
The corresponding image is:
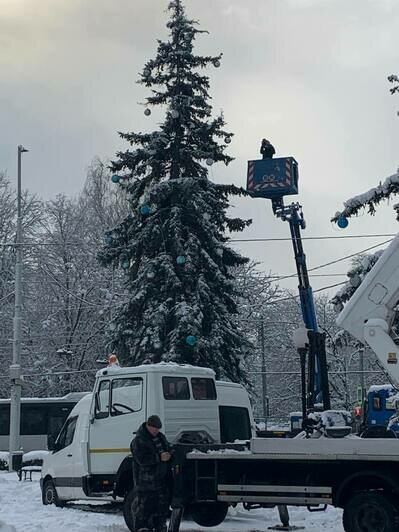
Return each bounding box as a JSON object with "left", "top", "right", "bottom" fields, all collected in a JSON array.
[
  {"left": 130, "top": 415, "right": 172, "bottom": 532},
  {"left": 260, "top": 138, "right": 275, "bottom": 159}
]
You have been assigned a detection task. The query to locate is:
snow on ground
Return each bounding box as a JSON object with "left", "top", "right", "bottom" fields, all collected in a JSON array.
[{"left": 0, "top": 471, "right": 344, "bottom": 532}]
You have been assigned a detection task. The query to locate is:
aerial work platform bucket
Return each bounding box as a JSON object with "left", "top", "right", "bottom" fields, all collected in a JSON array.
[{"left": 246, "top": 157, "right": 299, "bottom": 199}]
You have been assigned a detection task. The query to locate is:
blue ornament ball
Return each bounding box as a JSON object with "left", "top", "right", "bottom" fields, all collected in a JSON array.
[
  {"left": 176, "top": 255, "right": 186, "bottom": 265},
  {"left": 121, "top": 258, "right": 130, "bottom": 269},
  {"left": 105, "top": 233, "right": 113, "bottom": 245},
  {"left": 337, "top": 216, "right": 349, "bottom": 229},
  {"left": 186, "top": 335, "right": 197, "bottom": 346},
  {"left": 140, "top": 205, "right": 151, "bottom": 215},
  {"left": 111, "top": 175, "right": 120, "bottom": 183}
]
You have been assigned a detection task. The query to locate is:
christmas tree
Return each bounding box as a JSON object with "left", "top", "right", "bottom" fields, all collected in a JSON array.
[{"left": 99, "top": 0, "right": 252, "bottom": 382}]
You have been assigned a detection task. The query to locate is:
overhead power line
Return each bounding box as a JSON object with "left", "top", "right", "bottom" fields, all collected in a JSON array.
[
  {"left": 230, "top": 233, "right": 396, "bottom": 243},
  {"left": 0, "top": 233, "right": 396, "bottom": 248},
  {"left": 265, "top": 281, "right": 347, "bottom": 305},
  {"left": 269, "top": 239, "right": 392, "bottom": 283}
]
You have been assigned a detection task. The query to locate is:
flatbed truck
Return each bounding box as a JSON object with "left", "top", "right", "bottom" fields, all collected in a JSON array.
[{"left": 162, "top": 232, "right": 399, "bottom": 532}]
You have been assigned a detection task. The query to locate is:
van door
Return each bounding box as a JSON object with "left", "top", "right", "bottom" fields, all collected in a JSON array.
[
  {"left": 52, "top": 415, "right": 78, "bottom": 499},
  {"left": 89, "top": 375, "right": 146, "bottom": 477}
]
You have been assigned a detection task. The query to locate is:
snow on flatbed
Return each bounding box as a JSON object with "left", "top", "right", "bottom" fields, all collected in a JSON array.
[{"left": 0, "top": 472, "right": 344, "bottom": 531}]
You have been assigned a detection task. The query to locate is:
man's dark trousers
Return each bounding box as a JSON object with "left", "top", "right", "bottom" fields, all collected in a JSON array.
[{"left": 132, "top": 484, "right": 169, "bottom": 531}]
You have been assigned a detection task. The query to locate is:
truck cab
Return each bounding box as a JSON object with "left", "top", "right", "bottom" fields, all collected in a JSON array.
[
  {"left": 41, "top": 363, "right": 253, "bottom": 506},
  {"left": 360, "top": 384, "right": 399, "bottom": 437}
]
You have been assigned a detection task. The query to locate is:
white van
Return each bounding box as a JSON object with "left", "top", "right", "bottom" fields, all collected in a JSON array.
[{"left": 40, "top": 363, "right": 254, "bottom": 508}]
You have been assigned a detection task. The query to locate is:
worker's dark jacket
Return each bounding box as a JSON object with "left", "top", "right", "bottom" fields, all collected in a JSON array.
[
  {"left": 260, "top": 143, "right": 275, "bottom": 158},
  {"left": 130, "top": 423, "right": 171, "bottom": 491}
]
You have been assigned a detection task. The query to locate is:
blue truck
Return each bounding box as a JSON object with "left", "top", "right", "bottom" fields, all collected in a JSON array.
[{"left": 359, "top": 385, "right": 399, "bottom": 438}]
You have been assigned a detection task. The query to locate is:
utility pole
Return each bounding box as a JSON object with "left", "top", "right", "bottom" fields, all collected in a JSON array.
[
  {"left": 259, "top": 318, "right": 268, "bottom": 426},
  {"left": 9, "top": 145, "right": 28, "bottom": 471}
]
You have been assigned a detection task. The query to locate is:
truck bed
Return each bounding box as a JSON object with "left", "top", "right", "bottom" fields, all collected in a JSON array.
[
  {"left": 171, "top": 438, "right": 399, "bottom": 515},
  {"left": 186, "top": 437, "right": 399, "bottom": 462}
]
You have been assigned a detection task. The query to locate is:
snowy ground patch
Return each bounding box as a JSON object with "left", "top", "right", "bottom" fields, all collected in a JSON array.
[{"left": 0, "top": 471, "right": 344, "bottom": 531}]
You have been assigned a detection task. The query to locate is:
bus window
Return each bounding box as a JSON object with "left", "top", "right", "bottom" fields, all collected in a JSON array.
[
  {"left": 0, "top": 404, "right": 10, "bottom": 436},
  {"left": 21, "top": 405, "right": 47, "bottom": 435}
]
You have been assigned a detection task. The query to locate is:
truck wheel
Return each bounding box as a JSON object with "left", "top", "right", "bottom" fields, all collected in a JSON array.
[
  {"left": 42, "top": 479, "right": 65, "bottom": 508},
  {"left": 343, "top": 492, "right": 399, "bottom": 532},
  {"left": 122, "top": 489, "right": 135, "bottom": 532},
  {"left": 189, "top": 502, "right": 228, "bottom": 527}
]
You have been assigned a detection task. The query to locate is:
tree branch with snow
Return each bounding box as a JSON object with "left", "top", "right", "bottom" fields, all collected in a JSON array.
[{"left": 331, "top": 169, "right": 399, "bottom": 223}]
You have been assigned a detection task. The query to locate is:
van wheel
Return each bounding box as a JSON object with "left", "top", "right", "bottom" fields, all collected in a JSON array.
[
  {"left": 42, "top": 479, "right": 65, "bottom": 508},
  {"left": 189, "top": 502, "right": 228, "bottom": 527},
  {"left": 343, "top": 492, "right": 399, "bottom": 532},
  {"left": 123, "top": 489, "right": 135, "bottom": 532}
]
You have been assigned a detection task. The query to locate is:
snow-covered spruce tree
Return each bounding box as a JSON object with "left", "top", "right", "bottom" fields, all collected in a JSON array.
[{"left": 98, "top": 0, "right": 252, "bottom": 382}]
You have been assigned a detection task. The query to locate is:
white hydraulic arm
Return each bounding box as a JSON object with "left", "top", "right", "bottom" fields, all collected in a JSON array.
[{"left": 337, "top": 233, "right": 399, "bottom": 387}]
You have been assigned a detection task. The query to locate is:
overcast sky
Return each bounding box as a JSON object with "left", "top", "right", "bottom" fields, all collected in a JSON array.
[{"left": 1, "top": 0, "right": 398, "bottom": 294}]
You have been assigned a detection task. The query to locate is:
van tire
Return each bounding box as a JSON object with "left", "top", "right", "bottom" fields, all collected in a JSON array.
[
  {"left": 42, "top": 479, "right": 65, "bottom": 508},
  {"left": 189, "top": 501, "right": 228, "bottom": 527},
  {"left": 343, "top": 491, "right": 399, "bottom": 532},
  {"left": 123, "top": 488, "right": 135, "bottom": 531}
]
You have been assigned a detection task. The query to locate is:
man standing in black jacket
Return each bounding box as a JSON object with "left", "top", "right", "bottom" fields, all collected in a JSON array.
[
  {"left": 130, "top": 415, "right": 172, "bottom": 532},
  {"left": 260, "top": 138, "right": 275, "bottom": 159}
]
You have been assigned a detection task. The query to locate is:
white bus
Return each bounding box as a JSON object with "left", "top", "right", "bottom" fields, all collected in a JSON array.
[{"left": 0, "top": 392, "right": 89, "bottom": 452}]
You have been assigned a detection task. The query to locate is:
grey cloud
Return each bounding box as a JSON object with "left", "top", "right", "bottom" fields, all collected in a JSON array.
[{"left": 0, "top": 0, "right": 398, "bottom": 289}]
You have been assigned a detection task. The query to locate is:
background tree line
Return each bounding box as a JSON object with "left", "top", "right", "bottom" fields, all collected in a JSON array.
[{"left": 0, "top": 158, "right": 387, "bottom": 420}]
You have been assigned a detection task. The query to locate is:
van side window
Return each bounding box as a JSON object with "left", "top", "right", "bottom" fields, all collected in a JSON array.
[
  {"left": 162, "top": 377, "right": 190, "bottom": 400},
  {"left": 56, "top": 416, "right": 78, "bottom": 451},
  {"left": 111, "top": 377, "right": 143, "bottom": 416},
  {"left": 96, "top": 379, "right": 110, "bottom": 418},
  {"left": 191, "top": 378, "right": 217, "bottom": 400}
]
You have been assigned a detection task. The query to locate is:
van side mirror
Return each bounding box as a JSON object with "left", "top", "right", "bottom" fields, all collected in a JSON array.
[{"left": 95, "top": 411, "right": 108, "bottom": 420}]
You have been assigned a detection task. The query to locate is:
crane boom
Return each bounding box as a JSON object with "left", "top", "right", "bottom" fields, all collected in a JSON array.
[{"left": 337, "top": 233, "right": 399, "bottom": 386}]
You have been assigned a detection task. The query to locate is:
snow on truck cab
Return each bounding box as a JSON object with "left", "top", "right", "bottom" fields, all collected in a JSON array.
[{"left": 41, "top": 363, "right": 254, "bottom": 506}]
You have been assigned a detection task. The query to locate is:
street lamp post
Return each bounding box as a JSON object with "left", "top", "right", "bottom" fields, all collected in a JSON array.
[
  {"left": 9, "top": 145, "right": 28, "bottom": 471},
  {"left": 259, "top": 318, "right": 268, "bottom": 426},
  {"left": 293, "top": 327, "right": 310, "bottom": 436}
]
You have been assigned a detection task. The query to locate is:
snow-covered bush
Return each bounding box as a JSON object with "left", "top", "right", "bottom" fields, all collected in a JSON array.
[
  {"left": 330, "top": 250, "right": 384, "bottom": 312},
  {"left": 0, "top": 452, "right": 8, "bottom": 471}
]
